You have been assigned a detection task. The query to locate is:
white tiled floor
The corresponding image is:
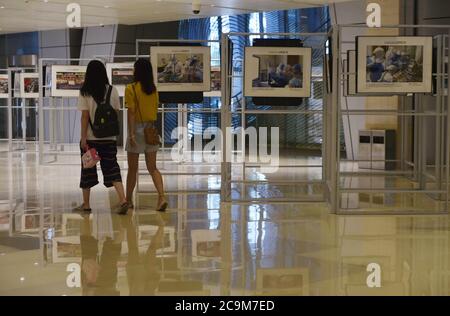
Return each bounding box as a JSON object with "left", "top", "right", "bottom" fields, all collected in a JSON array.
[{"left": 0, "top": 147, "right": 450, "bottom": 296}]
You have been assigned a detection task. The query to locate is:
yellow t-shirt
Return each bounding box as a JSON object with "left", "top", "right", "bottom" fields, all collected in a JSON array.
[{"left": 125, "top": 82, "right": 158, "bottom": 122}]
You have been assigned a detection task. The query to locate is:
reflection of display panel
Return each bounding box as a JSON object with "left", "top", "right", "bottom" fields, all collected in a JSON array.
[
  {"left": 347, "top": 50, "right": 357, "bottom": 95},
  {"left": 356, "top": 36, "right": 433, "bottom": 94},
  {"left": 191, "top": 229, "right": 221, "bottom": 262},
  {"left": 52, "top": 236, "right": 82, "bottom": 263},
  {"left": 244, "top": 46, "right": 312, "bottom": 98},
  {"left": 256, "top": 268, "right": 309, "bottom": 296},
  {"left": 204, "top": 67, "right": 221, "bottom": 97},
  {"left": 138, "top": 225, "right": 175, "bottom": 255},
  {"left": 0, "top": 212, "right": 9, "bottom": 231},
  {"left": 106, "top": 63, "right": 134, "bottom": 97},
  {"left": 0, "top": 74, "right": 8, "bottom": 98},
  {"left": 151, "top": 46, "right": 211, "bottom": 92},
  {"left": 51, "top": 65, "right": 87, "bottom": 97}
]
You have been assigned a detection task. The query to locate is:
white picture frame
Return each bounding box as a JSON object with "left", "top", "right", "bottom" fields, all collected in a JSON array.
[
  {"left": 51, "top": 65, "right": 87, "bottom": 97},
  {"left": 356, "top": 36, "right": 433, "bottom": 94},
  {"left": 204, "top": 66, "right": 221, "bottom": 97},
  {"left": 106, "top": 62, "right": 134, "bottom": 97},
  {"left": 0, "top": 74, "right": 8, "bottom": 98},
  {"left": 52, "top": 236, "right": 82, "bottom": 263},
  {"left": 191, "top": 229, "right": 221, "bottom": 262},
  {"left": 244, "top": 46, "right": 312, "bottom": 98},
  {"left": 18, "top": 73, "right": 39, "bottom": 99},
  {"left": 151, "top": 46, "right": 211, "bottom": 92}
]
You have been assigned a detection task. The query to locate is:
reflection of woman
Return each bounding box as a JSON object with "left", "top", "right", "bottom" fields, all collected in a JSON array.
[
  {"left": 123, "top": 213, "right": 166, "bottom": 295},
  {"left": 79, "top": 212, "right": 123, "bottom": 296}
]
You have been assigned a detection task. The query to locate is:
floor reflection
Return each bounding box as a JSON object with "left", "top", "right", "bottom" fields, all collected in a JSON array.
[{"left": 1, "top": 150, "right": 450, "bottom": 295}]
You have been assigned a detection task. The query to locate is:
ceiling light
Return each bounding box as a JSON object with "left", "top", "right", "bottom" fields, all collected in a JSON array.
[
  {"left": 104, "top": 5, "right": 110, "bottom": 8},
  {"left": 34, "top": 262, "right": 39, "bottom": 266},
  {"left": 20, "top": 277, "right": 25, "bottom": 282},
  {"left": 0, "top": 6, "right": 5, "bottom": 9}
]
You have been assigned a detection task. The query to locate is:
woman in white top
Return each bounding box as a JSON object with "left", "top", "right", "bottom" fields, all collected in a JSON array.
[{"left": 74, "top": 60, "right": 128, "bottom": 214}]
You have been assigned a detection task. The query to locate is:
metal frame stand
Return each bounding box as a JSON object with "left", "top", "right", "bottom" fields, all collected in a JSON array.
[
  {"left": 220, "top": 31, "right": 330, "bottom": 204},
  {"left": 332, "top": 24, "right": 450, "bottom": 215}
]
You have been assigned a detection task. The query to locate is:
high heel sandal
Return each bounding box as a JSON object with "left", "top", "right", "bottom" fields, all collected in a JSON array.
[{"left": 156, "top": 198, "right": 168, "bottom": 212}]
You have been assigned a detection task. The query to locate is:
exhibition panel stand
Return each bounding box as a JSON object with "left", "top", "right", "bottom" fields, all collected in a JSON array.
[
  {"left": 220, "top": 31, "right": 330, "bottom": 204},
  {"left": 38, "top": 58, "right": 98, "bottom": 165},
  {"left": 6, "top": 67, "right": 39, "bottom": 152},
  {"left": 333, "top": 24, "right": 450, "bottom": 215},
  {"left": 134, "top": 39, "right": 222, "bottom": 210}
]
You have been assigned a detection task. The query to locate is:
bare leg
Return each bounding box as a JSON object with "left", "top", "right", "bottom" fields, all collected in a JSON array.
[
  {"left": 145, "top": 151, "right": 166, "bottom": 206},
  {"left": 113, "top": 182, "right": 127, "bottom": 205},
  {"left": 126, "top": 152, "right": 140, "bottom": 204},
  {"left": 82, "top": 189, "right": 91, "bottom": 209}
]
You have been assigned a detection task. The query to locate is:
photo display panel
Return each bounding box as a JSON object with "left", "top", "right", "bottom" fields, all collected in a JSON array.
[
  {"left": 106, "top": 63, "right": 135, "bottom": 97},
  {"left": 0, "top": 74, "right": 8, "bottom": 98},
  {"left": 51, "top": 65, "right": 87, "bottom": 97},
  {"left": 356, "top": 36, "right": 433, "bottom": 94},
  {"left": 244, "top": 46, "right": 312, "bottom": 98},
  {"left": 20, "top": 73, "right": 39, "bottom": 99},
  {"left": 151, "top": 46, "right": 211, "bottom": 92}
]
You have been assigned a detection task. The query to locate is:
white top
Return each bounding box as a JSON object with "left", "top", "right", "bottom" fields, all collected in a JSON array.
[{"left": 77, "top": 85, "right": 121, "bottom": 140}]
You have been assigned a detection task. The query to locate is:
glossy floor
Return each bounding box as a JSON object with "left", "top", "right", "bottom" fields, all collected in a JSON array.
[{"left": 1, "top": 146, "right": 450, "bottom": 296}]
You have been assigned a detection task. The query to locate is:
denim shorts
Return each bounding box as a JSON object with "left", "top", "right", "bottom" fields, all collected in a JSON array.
[{"left": 125, "top": 122, "right": 160, "bottom": 154}]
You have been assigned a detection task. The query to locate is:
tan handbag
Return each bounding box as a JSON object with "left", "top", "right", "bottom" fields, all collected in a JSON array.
[{"left": 133, "top": 85, "right": 161, "bottom": 146}]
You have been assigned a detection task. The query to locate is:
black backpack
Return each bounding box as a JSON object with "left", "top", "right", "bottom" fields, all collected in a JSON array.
[{"left": 89, "top": 86, "right": 120, "bottom": 138}]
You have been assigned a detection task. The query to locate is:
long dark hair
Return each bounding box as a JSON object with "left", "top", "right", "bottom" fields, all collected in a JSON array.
[
  {"left": 134, "top": 58, "right": 156, "bottom": 95},
  {"left": 80, "top": 60, "right": 109, "bottom": 103}
]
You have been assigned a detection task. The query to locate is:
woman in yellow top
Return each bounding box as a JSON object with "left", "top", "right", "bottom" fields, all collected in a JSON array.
[{"left": 124, "top": 59, "right": 167, "bottom": 214}]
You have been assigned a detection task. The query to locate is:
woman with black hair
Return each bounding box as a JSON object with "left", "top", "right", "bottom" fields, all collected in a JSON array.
[
  {"left": 124, "top": 59, "right": 167, "bottom": 214},
  {"left": 75, "top": 60, "right": 128, "bottom": 214}
]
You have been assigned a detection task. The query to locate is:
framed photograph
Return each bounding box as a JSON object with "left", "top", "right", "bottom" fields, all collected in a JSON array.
[
  {"left": 256, "top": 268, "right": 309, "bottom": 296},
  {"left": 19, "top": 73, "right": 39, "bottom": 98},
  {"left": 204, "top": 67, "right": 221, "bottom": 97},
  {"left": 106, "top": 63, "right": 134, "bottom": 97},
  {"left": 356, "top": 36, "right": 433, "bottom": 94},
  {"left": 244, "top": 46, "right": 312, "bottom": 98},
  {"left": 151, "top": 46, "right": 211, "bottom": 92},
  {"left": 0, "top": 74, "right": 8, "bottom": 98},
  {"left": 51, "top": 65, "right": 87, "bottom": 97},
  {"left": 191, "top": 229, "right": 221, "bottom": 262},
  {"left": 347, "top": 50, "right": 357, "bottom": 96},
  {"left": 52, "top": 236, "right": 82, "bottom": 263}
]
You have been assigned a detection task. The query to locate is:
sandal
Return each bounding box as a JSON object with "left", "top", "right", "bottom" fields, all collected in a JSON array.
[
  {"left": 156, "top": 200, "right": 168, "bottom": 213},
  {"left": 118, "top": 202, "right": 129, "bottom": 215},
  {"left": 73, "top": 204, "right": 92, "bottom": 213}
]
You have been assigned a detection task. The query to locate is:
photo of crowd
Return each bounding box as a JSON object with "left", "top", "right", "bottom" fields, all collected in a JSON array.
[
  {"left": 0, "top": 76, "right": 8, "bottom": 96},
  {"left": 157, "top": 53, "right": 204, "bottom": 84},
  {"left": 252, "top": 54, "right": 304, "bottom": 89},
  {"left": 111, "top": 68, "right": 134, "bottom": 86},
  {"left": 365, "top": 45, "right": 424, "bottom": 83},
  {"left": 56, "top": 72, "right": 85, "bottom": 90}
]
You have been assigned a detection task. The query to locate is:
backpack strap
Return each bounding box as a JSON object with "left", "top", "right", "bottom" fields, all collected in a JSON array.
[{"left": 105, "top": 85, "right": 113, "bottom": 104}]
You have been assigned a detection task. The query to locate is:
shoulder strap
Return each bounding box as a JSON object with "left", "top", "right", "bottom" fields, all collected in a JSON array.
[
  {"left": 133, "top": 83, "right": 145, "bottom": 123},
  {"left": 105, "top": 85, "right": 113, "bottom": 104}
]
